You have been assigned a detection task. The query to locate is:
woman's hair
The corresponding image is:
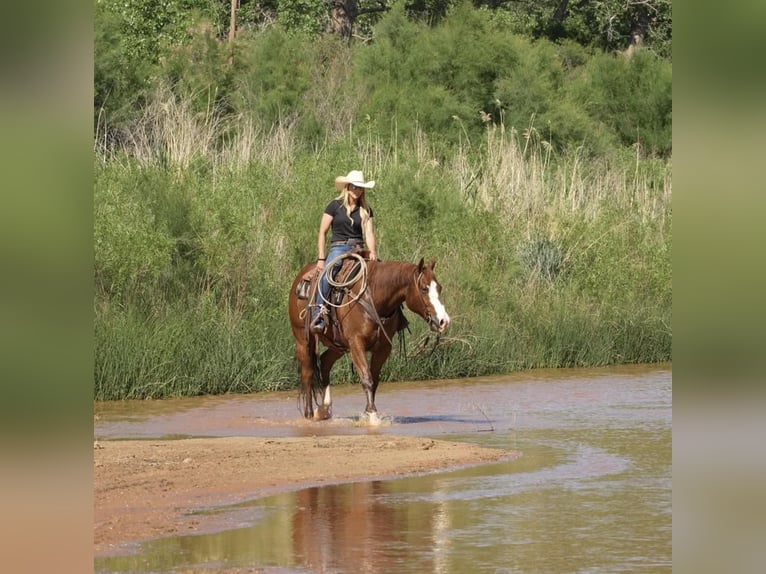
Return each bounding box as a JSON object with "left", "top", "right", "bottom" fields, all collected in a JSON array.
[{"left": 337, "top": 186, "right": 371, "bottom": 227}]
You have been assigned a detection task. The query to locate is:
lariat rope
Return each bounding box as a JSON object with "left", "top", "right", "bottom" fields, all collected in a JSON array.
[{"left": 318, "top": 251, "right": 368, "bottom": 308}]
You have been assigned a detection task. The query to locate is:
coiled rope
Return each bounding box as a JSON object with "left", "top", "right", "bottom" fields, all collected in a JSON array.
[{"left": 318, "top": 251, "right": 368, "bottom": 308}]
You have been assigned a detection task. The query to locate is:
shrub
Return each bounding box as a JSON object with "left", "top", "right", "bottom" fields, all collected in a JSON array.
[
  {"left": 94, "top": 165, "right": 175, "bottom": 300},
  {"left": 232, "top": 26, "right": 314, "bottom": 128},
  {"left": 572, "top": 50, "right": 672, "bottom": 156}
]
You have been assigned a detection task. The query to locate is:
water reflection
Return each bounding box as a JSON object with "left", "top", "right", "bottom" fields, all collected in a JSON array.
[
  {"left": 293, "top": 482, "right": 404, "bottom": 573},
  {"left": 99, "top": 429, "right": 669, "bottom": 574},
  {"left": 96, "top": 366, "right": 672, "bottom": 574}
]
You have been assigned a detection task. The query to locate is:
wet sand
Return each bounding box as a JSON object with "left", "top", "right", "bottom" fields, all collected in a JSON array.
[{"left": 94, "top": 434, "right": 517, "bottom": 557}]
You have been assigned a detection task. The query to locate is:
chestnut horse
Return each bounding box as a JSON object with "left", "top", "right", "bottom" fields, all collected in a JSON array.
[{"left": 288, "top": 255, "right": 450, "bottom": 421}]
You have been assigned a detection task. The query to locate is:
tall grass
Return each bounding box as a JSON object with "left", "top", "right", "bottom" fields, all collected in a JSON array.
[
  {"left": 454, "top": 118, "right": 671, "bottom": 226},
  {"left": 95, "top": 83, "right": 300, "bottom": 172},
  {"left": 94, "top": 298, "right": 295, "bottom": 400},
  {"left": 94, "top": 89, "right": 670, "bottom": 400}
]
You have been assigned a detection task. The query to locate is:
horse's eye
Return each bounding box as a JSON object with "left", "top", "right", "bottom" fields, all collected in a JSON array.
[{"left": 421, "top": 286, "right": 429, "bottom": 293}]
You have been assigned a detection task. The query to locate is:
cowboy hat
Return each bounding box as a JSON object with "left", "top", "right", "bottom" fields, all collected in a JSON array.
[{"left": 334, "top": 170, "right": 375, "bottom": 191}]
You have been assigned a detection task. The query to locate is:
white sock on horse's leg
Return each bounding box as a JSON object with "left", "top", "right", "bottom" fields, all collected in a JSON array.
[{"left": 314, "top": 385, "right": 333, "bottom": 420}]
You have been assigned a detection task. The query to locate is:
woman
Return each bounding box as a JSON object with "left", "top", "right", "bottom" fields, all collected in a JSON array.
[{"left": 310, "top": 170, "right": 378, "bottom": 333}]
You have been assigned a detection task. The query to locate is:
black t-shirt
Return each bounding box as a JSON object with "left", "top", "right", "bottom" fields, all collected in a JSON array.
[{"left": 324, "top": 199, "right": 374, "bottom": 242}]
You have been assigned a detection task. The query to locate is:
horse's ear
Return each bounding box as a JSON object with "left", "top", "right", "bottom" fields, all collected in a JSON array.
[
  {"left": 429, "top": 258, "right": 436, "bottom": 270},
  {"left": 417, "top": 258, "right": 425, "bottom": 272}
]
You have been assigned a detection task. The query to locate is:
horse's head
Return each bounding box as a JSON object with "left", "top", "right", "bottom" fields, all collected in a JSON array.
[{"left": 408, "top": 258, "right": 451, "bottom": 333}]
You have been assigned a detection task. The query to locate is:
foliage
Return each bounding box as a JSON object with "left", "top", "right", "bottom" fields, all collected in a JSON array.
[
  {"left": 93, "top": 1, "right": 672, "bottom": 400},
  {"left": 94, "top": 297, "right": 295, "bottom": 399},
  {"left": 572, "top": 49, "right": 672, "bottom": 155},
  {"left": 277, "top": 0, "right": 328, "bottom": 37},
  {"left": 230, "top": 26, "right": 315, "bottom": 127},
  {"left": 95, "top": 1, "right": 671, "bottom": 156},
  {"left": 478, "top": 0, "right": 672, "bottom": 59},
  {"left": 351, "top": 4, "right": 671, "bottom": 155},
  {"left": 355, "top": 4, "right": 518, "bottom": 148},
  {"left": 490, "top": 36, "right": 614, "bottom": 154},
  {"left": 160, "top": 25, "right": 239, "bottom": 117},
  {"left": 95, "top": 0, "right": 225, "bottom": 62},
  {"left": 95, "top": 0, "right": 225, "bottom": 129},
  {"left": 94, "top": 106, "right": 671, "bottom": 398},
  {"left": 94, "top": 2, "right": 156, "bottom": 127},
  {"left": 405, "top": 0, "right": 457, "bottom": 24},
  {"left": 94, "top": 164, "right": 171, "bottom": 298},
  {"left": 235, "top": 0, "right": 280, "bottom": 33}
]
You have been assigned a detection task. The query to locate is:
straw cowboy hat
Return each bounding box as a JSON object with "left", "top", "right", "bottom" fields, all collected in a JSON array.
[{"left": 334, "top": 170, "right": 375, "bottom": 192}]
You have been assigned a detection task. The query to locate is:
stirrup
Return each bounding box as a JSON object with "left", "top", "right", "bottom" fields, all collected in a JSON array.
[
  {"left": 310, "top": 305, "right": 327, "bottom": 329},
  {"left": 310, "top": 320, "right": 325, "bottom": 334}
]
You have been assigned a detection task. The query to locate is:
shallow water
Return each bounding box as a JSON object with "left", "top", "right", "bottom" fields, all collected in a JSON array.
[{"left": 95, "top": 363, "right": 672, "bottom": 573}]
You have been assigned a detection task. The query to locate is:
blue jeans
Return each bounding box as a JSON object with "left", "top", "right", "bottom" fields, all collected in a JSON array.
[{"left": 313, "top": 244, "right": 355, "bottom": 320}]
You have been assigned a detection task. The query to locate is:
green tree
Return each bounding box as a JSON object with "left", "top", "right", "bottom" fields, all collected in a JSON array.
[
  {"left": 95, "top": 0, "right": 227, "bottom": 129},
  {"left": 95, "top": 2, "right": 156, "bottom": 127},
  {"left": 476, "top": 0, "right": 672, "bottom": 59},
  {"left": 278, "top": 0, "right": 328, "bottom": 36},
  {"left": 572, "top": 49, "right": 672, "bottom": 155}
]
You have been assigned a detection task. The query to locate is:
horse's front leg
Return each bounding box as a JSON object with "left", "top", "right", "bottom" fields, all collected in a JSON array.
[
  {"left": 369, "top": 342, "right": 393, "bottom": 409},
  {"left": 348, "top": 342, "right": 377, "bottom": 416},
  {"left": 316, "top": 348, "right": 344, "bottom": 420}
]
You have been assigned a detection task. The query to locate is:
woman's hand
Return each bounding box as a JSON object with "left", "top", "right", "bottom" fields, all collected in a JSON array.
[{"left": 302, "top": 260, "right": 324, "bottom": 281}]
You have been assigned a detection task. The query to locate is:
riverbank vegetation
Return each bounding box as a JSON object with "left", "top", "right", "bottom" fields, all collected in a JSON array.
[{"left": 94, "top": 1, "right": 671, "bottom": 400}]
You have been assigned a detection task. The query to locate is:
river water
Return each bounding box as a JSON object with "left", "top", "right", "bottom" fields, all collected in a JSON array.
[{"left": 95, "top": 364, "right": 672, "bottom": 573}]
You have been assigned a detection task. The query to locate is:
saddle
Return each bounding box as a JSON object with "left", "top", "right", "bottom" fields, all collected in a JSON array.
[
  {"left": 295, "top": 250, "right": 370, "bottom": 343},
  {"left": 329, "top": 252, "right": 368, "bottom": 304},
  {"left": 295, "top": 249, "right": 370, "bottom": 302}
]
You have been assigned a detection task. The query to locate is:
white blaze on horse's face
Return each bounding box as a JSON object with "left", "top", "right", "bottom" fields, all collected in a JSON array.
[{"left": 428, "top": 281, "right": 450, "bottom": 332}]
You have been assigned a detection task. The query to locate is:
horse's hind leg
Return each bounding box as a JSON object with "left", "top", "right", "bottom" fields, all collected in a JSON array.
[
  {"left": 294, "top": 337, "right": 316, "bottom": 419},
  {"left": 316, "top": 348, "right": 343, "bottom": 420}
]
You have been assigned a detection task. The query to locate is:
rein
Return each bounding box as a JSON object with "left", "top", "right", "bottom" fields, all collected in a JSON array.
[
  {"left": 357, "top": 293, "right": 405, "bottom": 348},
  {"left": 357, "top": 267, "right": 427, "bottom": 351}
]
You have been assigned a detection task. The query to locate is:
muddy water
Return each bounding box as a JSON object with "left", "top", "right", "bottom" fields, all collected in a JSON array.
[{"left": 96, "top": 364, "right": 671, "bottom": 574}]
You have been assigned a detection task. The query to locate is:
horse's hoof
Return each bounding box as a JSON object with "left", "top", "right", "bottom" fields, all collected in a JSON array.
[
  {"left": 364, "top": 411, "right": 381, "bottom": 426},
  {"left": 314, "top": 405, "right": 332, "bottom": 421}
]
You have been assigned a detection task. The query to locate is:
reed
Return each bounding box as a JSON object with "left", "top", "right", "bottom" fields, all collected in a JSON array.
[{"left": 453, "top": 119, "right": 671, "bottom": 226}]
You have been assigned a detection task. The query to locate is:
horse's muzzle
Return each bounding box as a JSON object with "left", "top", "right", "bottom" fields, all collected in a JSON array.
[{"left": 430, "top": 315, "right": 450, "bottom": 333}]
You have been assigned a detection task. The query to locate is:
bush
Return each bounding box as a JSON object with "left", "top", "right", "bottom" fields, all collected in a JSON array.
[
  {"left": 95, "top": 0, "right": 226, "bottom": 130},
  {"left": 94, "top": 3, "right": 156, "bottom": 129},
  {"left": 572, "top": 50, "right": 672, "bottom": 156},
  {"left": 94, "top": 165, "right": 176, "bottom": 300},
  {"left": 232, "top": 26, "right": 314, "bottom": 128}
]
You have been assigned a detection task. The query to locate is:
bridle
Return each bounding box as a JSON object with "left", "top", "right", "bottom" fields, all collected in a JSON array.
[
  {"left": 411, "top": 269, "right": 444, "bottom": 355},
  {"left": 414, "top": 270, "right": 436, "bottom": 327}
]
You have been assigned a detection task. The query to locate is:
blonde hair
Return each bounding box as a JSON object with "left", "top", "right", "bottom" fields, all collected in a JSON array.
[{"left": 337, "top": 186, "right": 371, "bottom": 228}]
